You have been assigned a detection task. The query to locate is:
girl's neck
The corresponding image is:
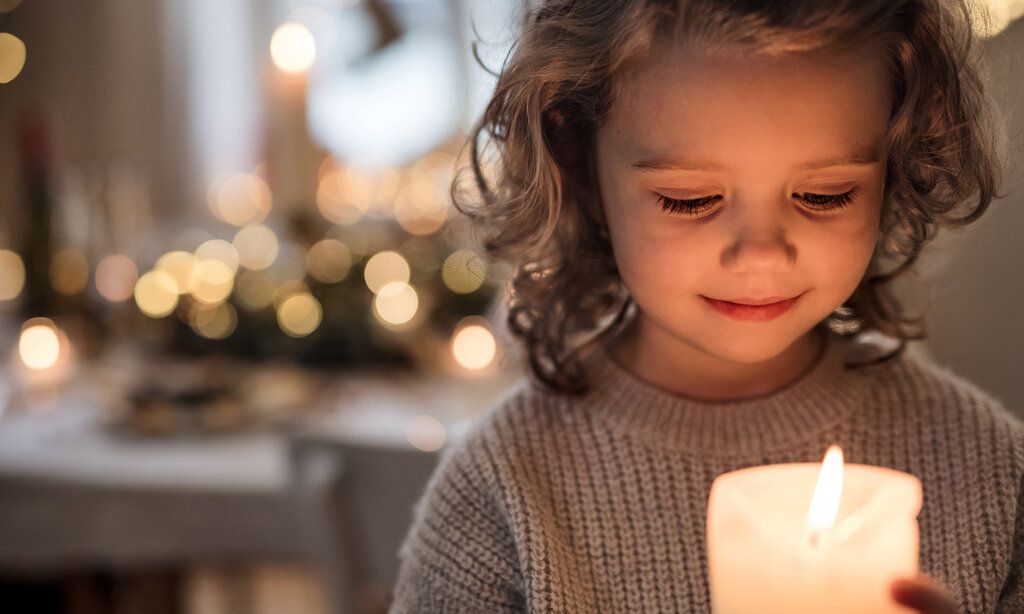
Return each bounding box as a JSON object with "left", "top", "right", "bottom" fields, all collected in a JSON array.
[{"left": 603, "top": 317, "right": 827, "bottom": 403}]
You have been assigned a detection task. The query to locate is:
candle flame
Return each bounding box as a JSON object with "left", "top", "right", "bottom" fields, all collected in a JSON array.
[{"left": 804, "top": 444, "right": 844, "bottom": 550}]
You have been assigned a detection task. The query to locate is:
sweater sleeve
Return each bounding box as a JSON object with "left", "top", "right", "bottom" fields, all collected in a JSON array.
[
  {"left": 996, "top": 468, "right": 1024, "bottom": 613},
  {"left": 388, "top": 431, "right": 526, "bottom": 613}
]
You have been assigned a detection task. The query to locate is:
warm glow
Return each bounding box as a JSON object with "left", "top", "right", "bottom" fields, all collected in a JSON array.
[
  {"left": 235, "top": 270, "right": 276, "bottom": 311},
  {"left": 364, "top": 167, "right": 400, "bottom": 216},
  {"left": 316, "top": 166, "right": 401, "bottom": 224},
  {"left": 233, "top": 224, "right": 279, "bottom": 271},
  {"left": 441, "top": 250, "right": 486, "bottom": 294},
  {"left": 95, "top": 255, "right": 138, "bottom": 302},
  {"left": 272, "top": 280, "right": 311, "bottom": 311},
  {"left": 270, "top": 22, "right": 316, "bottom": 74},
  {"left": 277, "top": 292, "right": 322, "bottom": 337},
  {"left": 192, "top": 302, "right": 237, "bottom": 339},
  {"left": 804, "top": 444, "right": 845, "bottom": 550},
  {"left": 195, "top": 239, "right": 240, "bottom": 275},
  {"left": 207, "top": 173, "right": 272, "bottom": 226},
  {"left": 372, "top": 281, "right": 418, "bottom": 326},
  {"left": 188, "top": 259, "right": 235, "bottom": 305},
  {"left": 316, "top": 169, "right": 367, "bottom": 225},
  {"left": 394, "top": 178, "right": 448, "bottom": 236},
  {"left": 0, "top": 32, "right": 26, "bottom": 84},
  {"left": 0, "top": 249, "right": 25, "bottom": 300},
  {"left": 307, "top": 238, "right": 353, "bottom": 283},
  {"left": 19, "top": 322, "right": 60, "bottom": 370},
  {"left": 363, "top": 250, "right": 410, "bottom": 294},
  {"left": 405, "top": 414, "right": 446, "bottom": 452},
  {"left": 451, "top": 322, "right": 497, "bottom": 370},
  {"left": 155, "top": 251, "right": 197, "bottom": 295},
  {"left": 135, "top": 270, "right": 179, "bottom": 317},
  {"left": 50, "top": 248, "right": 89, "bottom": 295}
]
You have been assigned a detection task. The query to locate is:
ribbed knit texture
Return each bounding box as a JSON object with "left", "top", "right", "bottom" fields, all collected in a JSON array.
[{"left": 389, "top": 334, "right": 1024, "bottom": 613}]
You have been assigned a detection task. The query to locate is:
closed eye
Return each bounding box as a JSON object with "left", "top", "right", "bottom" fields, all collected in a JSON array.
[{"left": 657, "top": 188, "right": 858, "bottom": 216}]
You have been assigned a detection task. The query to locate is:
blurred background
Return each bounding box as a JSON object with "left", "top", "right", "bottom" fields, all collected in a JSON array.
[{"left": 0, "top": 0, "right": 1021, "bottom": 613}]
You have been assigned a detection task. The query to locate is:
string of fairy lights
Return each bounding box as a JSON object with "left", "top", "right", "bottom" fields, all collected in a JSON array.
[{"left": 0, "top": 5, "right": 503, "bottom": 398}]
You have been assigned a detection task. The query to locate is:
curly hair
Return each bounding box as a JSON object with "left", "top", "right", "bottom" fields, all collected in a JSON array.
[{"left": 450, "top": 0, "right": 1010, "bottom": 394}]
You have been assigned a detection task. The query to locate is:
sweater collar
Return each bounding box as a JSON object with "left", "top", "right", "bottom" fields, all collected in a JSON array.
[{"left": 577, "top": 332, "right": 876, "bottom": 455}]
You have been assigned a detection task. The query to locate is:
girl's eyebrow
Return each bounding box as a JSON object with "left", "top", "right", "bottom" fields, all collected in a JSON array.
[{"left": 630, "top": 152, "right": 881, "bottom": 173}]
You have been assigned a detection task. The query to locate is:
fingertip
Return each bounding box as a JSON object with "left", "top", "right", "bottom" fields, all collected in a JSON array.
[{"left": 890, "top": 578, "right": 914, "bottom": 602}]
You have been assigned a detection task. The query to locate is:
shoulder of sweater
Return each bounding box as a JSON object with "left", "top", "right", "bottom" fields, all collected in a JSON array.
[
  {"left": 890, "top": 342, "right": 1024, "bottom": 442},
  {"left": 438, "top": 373, "right": 572, "bottom": 472}
]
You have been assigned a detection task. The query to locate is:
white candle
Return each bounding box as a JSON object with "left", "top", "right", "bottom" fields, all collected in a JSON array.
[{"left": 707, "top": 444, "right": 922, "bottom": 614}]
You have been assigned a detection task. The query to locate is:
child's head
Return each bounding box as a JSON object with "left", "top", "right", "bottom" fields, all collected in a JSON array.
[{"left": 453, "top": 0, "right": 1008, "bottom": 393}]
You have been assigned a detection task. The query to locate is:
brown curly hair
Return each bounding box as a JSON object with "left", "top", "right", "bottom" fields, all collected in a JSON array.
[{"left": 450, "top": 0, "right": 1010, "bottom": 394}]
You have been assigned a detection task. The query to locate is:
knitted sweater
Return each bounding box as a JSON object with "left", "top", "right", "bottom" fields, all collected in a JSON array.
[{"left": 389, "top": 334, "right": 1024, "bottom": 613}]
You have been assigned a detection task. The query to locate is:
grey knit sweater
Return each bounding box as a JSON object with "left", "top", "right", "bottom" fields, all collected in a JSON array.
[{"left": 389, "top": 334, "right": 1024, "bottom": 613}]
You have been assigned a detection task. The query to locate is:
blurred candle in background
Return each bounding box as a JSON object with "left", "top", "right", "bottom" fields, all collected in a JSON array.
[{"left": 9, "top": 317, "right": 77, "bottom": 410}]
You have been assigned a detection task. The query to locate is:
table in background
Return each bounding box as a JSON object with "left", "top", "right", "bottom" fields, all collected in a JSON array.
[{"left": 0, "top": 359, "right": 521, "bottom": 614}]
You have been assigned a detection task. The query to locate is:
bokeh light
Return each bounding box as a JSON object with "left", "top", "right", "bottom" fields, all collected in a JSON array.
[
  {"left": 315, "top": 166, "right": 392, "bottom": 225},
  {"left": 234, "top": 270, "right": 276, "bottom": 311},
  {"left": 19, "top": 320, "right": 60, "bottom": 370},
  {"left": 277, "top": 292, "right": 322, "bottom": 337},
  {"left": 286, "top": 5, "right": 338, "bottom": 56},
  {"left": 404, "top": 414, "right": 446, "bottom": 452},
  {"left": 155, "top": 251, "right": 197, "bottom": 295},
  {"left": 134, "top": 270, "right": 179, "bottom": 317},
  {"left": 363, "top": 250, "right": 410, "bottom": 294},
  {"left": 233, "top": 224, "right": 279, "bottom": 271},
  {"left": 95, "top": 255, "right": 138, "bottom": 302},
  {"left": 441, "top": 250, "right": 486, "bottom": 294},
  {"left": 50, "top": 248, "right": 89, "bottom": 295},
  {"left": 372, "top": 281, "right": 418, "bottom": 326},
  {"left": 451, "top": 320, "right": 497, "bottom": 370},
  {"left": 272, "top": 280, "right": 311, "bottom": 311},
  {"left": 307, "top": 238, "right": 353, "bottom": 283},
  {"left": 192, "top": 302, "right": 237, "bottom": 339},
  {"left": 188, "top": 259, "right": 235, "bottom": 305},
  {"left": 196, "top": 239, "right": 241, "bottom": 275},
  {"left": 0, "top": 33, "right": 26, "bottom": 84},
  {"left": 270, "top": 22, "right": 316, "bottom": 74},
  {"left": 0, "top": 249, "right": 26, "bottom": 300},
  {"left": 207, "top": 172, "right": 272, "bottom": 226},
  {"left": 393, "top": 178, "right": 448, "bottom": 236}
]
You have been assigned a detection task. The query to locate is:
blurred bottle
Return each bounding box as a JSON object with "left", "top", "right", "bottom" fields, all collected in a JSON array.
[{"left": 16, "top": 107, "right": 58, "bottom": 320}]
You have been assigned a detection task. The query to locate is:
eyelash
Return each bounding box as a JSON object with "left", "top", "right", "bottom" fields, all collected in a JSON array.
[{"left": 657, "top": 188, "right": 858, "bottom": 216}]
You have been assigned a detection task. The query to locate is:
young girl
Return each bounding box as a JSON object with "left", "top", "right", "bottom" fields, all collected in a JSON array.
[{"left": 390, "top": 0, "right": 1021, "bottom": 612}]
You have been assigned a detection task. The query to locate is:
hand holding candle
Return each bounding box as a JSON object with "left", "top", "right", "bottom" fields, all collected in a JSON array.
[
  {"left": 707, "top": 444, "right": 927, "bottom": 613},
  {"left": 890, "top": 573, "right": 960, "bottom": 614}
]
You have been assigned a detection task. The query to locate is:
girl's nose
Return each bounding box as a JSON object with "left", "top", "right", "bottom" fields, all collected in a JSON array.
[{"left": 720, "top": 222, "right": 797, "bottom": 273}]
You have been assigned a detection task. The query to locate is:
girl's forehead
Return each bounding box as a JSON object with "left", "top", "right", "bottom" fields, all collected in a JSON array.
[{"left": 602, "top": 44, "right": 893, "bottom": 163}]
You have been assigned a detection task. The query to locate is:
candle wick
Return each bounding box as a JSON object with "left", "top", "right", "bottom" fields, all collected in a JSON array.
[{"left": 805, "top": 526, "right": 827, "bottom": 554}]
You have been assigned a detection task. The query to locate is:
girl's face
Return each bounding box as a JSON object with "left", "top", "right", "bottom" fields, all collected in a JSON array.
[{"left": 595, "top": 42, "right": 891, "bottom": 366}]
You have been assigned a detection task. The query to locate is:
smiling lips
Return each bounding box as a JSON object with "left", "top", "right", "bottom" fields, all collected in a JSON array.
[{"left": 701, "top": 294, "right": 802, "bottom": 321}]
